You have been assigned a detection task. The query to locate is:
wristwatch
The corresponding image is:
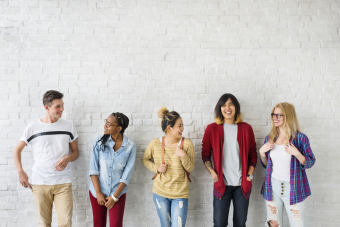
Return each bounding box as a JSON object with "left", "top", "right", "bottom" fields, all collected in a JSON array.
[
  {"left": 247, "top": 174, "right": 253, "bottom": 180},
  {"left": 111, "top": 194, "right": 119, "bottom": 202}
]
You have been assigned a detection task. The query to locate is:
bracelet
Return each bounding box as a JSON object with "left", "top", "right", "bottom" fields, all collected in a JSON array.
[{"left": 111, "top": 194, "right": 119, "bottom": 202}]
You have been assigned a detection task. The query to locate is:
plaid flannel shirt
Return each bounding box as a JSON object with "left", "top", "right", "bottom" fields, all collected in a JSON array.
[{"left": 260, "top": 132, "right": 316, "bottom": 205}]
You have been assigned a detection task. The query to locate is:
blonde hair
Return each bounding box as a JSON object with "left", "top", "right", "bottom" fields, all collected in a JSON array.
[
  {"left": 158, "top": 106, "right": 181, "bottom": 132},
  {"left": 214, "top": 113, "right": 243, "bottom": 125},
  {"left": 269, "top": 102, "right": 301, "bottom": 144}
]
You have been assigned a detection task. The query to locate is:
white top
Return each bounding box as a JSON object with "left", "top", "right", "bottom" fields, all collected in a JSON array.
[
  {"left": 222, "top": 123, "right": 241, "bottom": 186},
  {"left": 270, "top": 144, "right": 291, "bottom": 182},
  {"left": 20, "top": 118, "right": 78, "bottom": 185},
  {"left": 158, "top": 137, "right": 182, "bottom": 146}
]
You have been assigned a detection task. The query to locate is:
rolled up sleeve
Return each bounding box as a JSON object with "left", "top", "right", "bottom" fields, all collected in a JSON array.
[
  {"left": 89, "top": 137, "right": 100, "bottom": 176},
  {"left": 119, "top": 145, "right": 136, "bottom": 186},
  {"left": 299, "top": 135, "right": 316, "bottom": 170}
]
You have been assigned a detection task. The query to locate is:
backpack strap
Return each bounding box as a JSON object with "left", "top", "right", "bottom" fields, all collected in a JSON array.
[
  {"left": 152, "top": 137, "right": 192, "bottom": 183},
  {"left": 181, "top": 137, "right": 192, "bottom": 183},
  {"left": 152, "top": 137, "right": 166, "bottom": 180}
]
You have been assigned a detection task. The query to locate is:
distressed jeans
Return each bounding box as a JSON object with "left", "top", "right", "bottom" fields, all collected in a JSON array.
[
  {"left": 265, "top": 178, "right": 306, "bottom": 227},
  {"left": 153, "top": 193, "right": 188, "bottom": 227}
]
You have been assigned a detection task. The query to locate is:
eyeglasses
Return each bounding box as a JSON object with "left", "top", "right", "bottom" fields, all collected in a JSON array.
[
  {"left": 104, "top": 119, "right": 119, "bottom": 128},
  {"left": 271, "top": 113, "right": 284, "bottom": 119}
]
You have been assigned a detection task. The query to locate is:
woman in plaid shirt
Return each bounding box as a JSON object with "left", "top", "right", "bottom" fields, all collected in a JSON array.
[{"left": 259, "top": 102, "right": 316, "bottom": 227}]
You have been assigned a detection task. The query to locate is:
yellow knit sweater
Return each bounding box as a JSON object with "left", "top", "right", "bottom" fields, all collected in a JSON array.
[{"left": 141, "top": 138, "right": 195, "bottom": 199}]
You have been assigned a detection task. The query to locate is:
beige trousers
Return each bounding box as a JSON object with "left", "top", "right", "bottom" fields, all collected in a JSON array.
[{"left": 32, "top": 183, "right": 73, "bottom": 227}]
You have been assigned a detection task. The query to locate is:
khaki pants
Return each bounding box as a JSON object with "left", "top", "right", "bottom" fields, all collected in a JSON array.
[{"left": 32, "top": 183, "right": 73, "bottom": 227}]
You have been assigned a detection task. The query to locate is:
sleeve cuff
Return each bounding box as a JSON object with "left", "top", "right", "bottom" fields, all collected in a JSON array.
[
  {"left": 153, "top": 164, "right": 159, "bottom": 173},
  {"left": 299, "top": 159, "right": 307, "bottom": 170},
  {"left": 70, "top": 135, "right": 78, "bottom": 143},
  {"left": 249, "top": 162, "right": 257, "bottom": 168},
  {"left": 19, "top": 138, "right": 28, "bottom": 145},
  {"left": 202, "top": 157, "right": 211, "bottom": 163},
  {"left": 119, "top": 179, "right": 129, "bottom": 186},
  {"left": 89, "top": 170, "right": 99, "bottom": 176}
]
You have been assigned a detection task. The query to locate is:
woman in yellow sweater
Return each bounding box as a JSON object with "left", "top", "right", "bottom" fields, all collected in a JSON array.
[{"left": 142, "top": 107, "right": 195, "bottom": 227}]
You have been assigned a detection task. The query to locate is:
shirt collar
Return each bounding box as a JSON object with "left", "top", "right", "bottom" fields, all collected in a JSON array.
[{"left": 108, "top": 134, "right": 127, "bottom": 147}]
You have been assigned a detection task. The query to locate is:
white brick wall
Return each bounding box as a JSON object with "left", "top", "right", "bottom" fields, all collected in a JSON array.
[{"left": 1, "top": 0, "right": 339, "bottom": 226}]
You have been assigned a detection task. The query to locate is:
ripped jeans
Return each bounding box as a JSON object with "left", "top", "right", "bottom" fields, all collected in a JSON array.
[
  {"left": 153, "top": 193, "right": 188, "bottom": 227},
  {"left": 266, "top": 178, "right": 306, "bottom": 227}
]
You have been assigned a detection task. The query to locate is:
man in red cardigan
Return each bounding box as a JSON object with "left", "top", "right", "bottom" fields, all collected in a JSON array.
[{"left": 201, "top": 93, "right": 257, "bottom": 227}]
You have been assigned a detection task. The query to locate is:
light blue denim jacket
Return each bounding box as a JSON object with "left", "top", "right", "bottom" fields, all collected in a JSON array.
[{"left": 89, "top": 134, "right": 136, "bottom": 198}]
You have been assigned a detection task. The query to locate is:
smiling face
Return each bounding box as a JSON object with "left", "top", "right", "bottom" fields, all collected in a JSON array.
[
  {"left": 167, "top": 118, "right": 184, "bottom": 139},
  {"left": 221, "top": 98, "right": 236, "bottom": 123},
  {"left": 45, "top": 99, "right": 64, "bottom": 120},
  {"left": 272, "top": 107, "right": 285, "bottom": 128},
  {"left": 104, "top": 114, "right": 122, "bottom": 135}
]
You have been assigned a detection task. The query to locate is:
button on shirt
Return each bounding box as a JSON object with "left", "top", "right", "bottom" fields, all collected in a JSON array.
[{"left": 89, "top": 134, "right": 136, "bottom": 198}]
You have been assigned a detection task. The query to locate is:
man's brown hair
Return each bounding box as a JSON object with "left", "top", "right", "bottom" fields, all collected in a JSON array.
[{"left": 43, "top": 90, "right": 63, "bottom": 106}]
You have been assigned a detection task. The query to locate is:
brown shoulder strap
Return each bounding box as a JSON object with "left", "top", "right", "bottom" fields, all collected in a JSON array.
[
  {"left": 162, "top": 136, "right": 165, "bottom": 164},
  {"left": 180, "top": 137, "right": 192, "bottom": 183},
  {"left": 180, "top": 137, "right": 185, "bottom": 149},
  {"left": 152, "top": 137, "right": 165, "bottom": 180}
]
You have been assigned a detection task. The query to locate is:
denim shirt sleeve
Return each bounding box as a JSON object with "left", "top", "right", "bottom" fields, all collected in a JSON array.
[
  {"left": 298, "top": 133, "right": 316, "bottom": 170},
  {"left": 119, "top": 144, "right": 136, "bottom": 186},
  {"left": 89, "top": 136, "right": 100, "bottom": 176}
]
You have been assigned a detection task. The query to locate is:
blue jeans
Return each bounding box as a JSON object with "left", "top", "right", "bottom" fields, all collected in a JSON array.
[
  {"left": 266, "top": 178, "right": 306, "bottom": 227},
  {"left": 213, "top": 186, "right": 249, "bottom": 227},
  {"left": 153, "top": 193, "right": 188, "bottom": 227}
]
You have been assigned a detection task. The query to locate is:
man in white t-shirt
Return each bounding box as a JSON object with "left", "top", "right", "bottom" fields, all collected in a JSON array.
[{"left": 13, "top": 90, "right": 79, "bottom": 227}]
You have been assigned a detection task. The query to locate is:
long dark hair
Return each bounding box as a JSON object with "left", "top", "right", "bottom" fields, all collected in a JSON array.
[
  {"left": 97, "top": 112, "right": 130, "bottom": 151},
  {"left": 214, "top": 93, "right": 243, "bottom": 124}
]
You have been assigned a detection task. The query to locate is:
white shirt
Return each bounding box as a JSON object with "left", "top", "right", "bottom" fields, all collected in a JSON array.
[
  {"left": 222, "top": 123, "right": 241, "bottom": 186},
  {"left": 158, "top": 137, "right": 182, "bottom": 146},
  {"left": 270, "top": 144, "right": 291, "bottom": 182},
  {"left": 20, "top": 118, "right": 78, "bottom": 185}
]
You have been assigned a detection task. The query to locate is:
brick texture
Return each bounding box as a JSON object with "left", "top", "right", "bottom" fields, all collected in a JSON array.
[{"left": 0, "top": 0, "right": 339, "bottom": 226}]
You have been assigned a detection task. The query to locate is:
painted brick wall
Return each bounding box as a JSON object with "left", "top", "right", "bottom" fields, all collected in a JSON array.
[{"left": 0, "top": 0, "right": 339, "bottom": 226}]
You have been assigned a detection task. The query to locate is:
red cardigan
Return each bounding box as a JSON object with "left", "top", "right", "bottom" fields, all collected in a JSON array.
[{"left": 201, "top": 122, "right": 257, "bottom": 199}]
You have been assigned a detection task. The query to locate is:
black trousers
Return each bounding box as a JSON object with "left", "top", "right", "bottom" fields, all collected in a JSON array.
[{"left": 213, "top": 186, "right": 250, "bottom": 227}]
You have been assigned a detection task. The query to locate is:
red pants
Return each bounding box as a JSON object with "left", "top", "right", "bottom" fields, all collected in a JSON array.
[{"left": 89, "top": 191, "right": 126, "bottom": 227}]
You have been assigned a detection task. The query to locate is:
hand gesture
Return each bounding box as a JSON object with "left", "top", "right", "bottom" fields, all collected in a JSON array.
[
  {"left": 105, "top": 196, "right": 116, "bottom": 210},
  {"left": 259, "top": 142, "right": 274, "bottom": 155},
  {"left": 96, "top": 191, "right": 107, "bottom": 206},
  {"left": 174, "top": 146, "right": 187, "bottom": 158},
  {"left": 18, "top": 170, "right": 32, "bottom": 189},
  {"left": 55, "top": 157, "right": 69, "bottom": 171},
  {"left": 285, "top": 143, "right": 299, "bottom": 156},
  {"left": 157, "top": 163, "right": 168, "bottom": 173}
]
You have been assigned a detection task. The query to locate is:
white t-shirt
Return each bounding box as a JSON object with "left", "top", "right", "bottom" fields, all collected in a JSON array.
[
  {"left": 20, "top": 118, "right": 78, "bottom": 185},
  {"left": 270, "top": 144, "right": 291, "bottom": 182},
  {"left": 158, "top": 137, "right": 182, "bottom": 146}
]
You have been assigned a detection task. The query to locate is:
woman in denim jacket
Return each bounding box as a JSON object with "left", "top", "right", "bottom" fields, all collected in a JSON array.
[
  {"left": 89, "top": 112, "right": 136, "bottom": 227},
  {"left": 259, "top": 102, "right": 316, "bottom": 227}
]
